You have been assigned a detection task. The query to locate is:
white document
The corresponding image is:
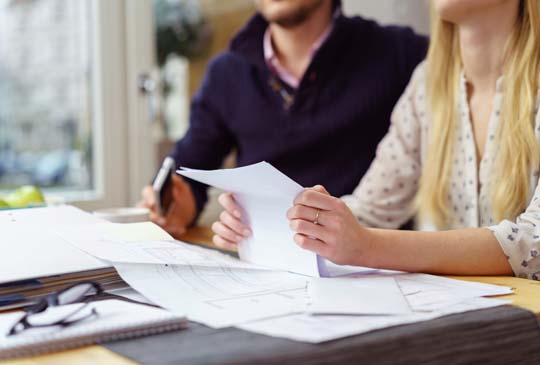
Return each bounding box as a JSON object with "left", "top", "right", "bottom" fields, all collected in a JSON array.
[
  {"left": 178, "top": 162, "right": 323, "bottom": 277},
  {"left": 239, "top": 297, "right": 508, "bottom": 343},
  {"left": 115, "top": 263, "right": 308, "bottom": 328},
  {"left": 99, "top": 221, "right": 174, "bottom": 242},
  {"left": 307, "top": 276, "right": 412, "bottom": 315},
  {"left": 238, "top": 273, "right": 512, "bottom": 343},
  {"left": 0, "top": 206, "right": 109, "bottom": 284},
  {"left": 318, "top": 261, "right": 379, "bottom": 277},
  {"left": 56, "top": 224, "right": 266, "bottom": 270},
  {"left": 107, "top": 287, "right": 156, "bottom": 306},
  {"left": 392, "top": 273, "right": 513, "bottom": 312},
  {"left": 0, "top": 205, "right": 103, "bottom": 227}
]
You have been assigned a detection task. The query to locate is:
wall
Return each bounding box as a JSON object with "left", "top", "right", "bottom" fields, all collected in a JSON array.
[{"left": 342, "top": 0, "right": 430, "bottom": 35}]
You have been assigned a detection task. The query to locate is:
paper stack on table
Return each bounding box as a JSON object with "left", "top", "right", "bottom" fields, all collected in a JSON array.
[
  {"left": 238, "top": 296, "right": 507, "bottom": 343},
  {"left": 58, "top": 219, "right": 513, "bottom": 341},
  {"left": 110, "top": 257, "right": 511, "bottom": 340},
  {"left": 46, "top": 163, "right": 514, "bottom": 343},
  {"left": 0, "top": 206, "right": 127, "bottom": 310}
]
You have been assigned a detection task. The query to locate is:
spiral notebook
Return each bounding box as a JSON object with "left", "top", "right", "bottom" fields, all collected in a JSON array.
[{"left": 0, "top": 299, "right": 187, "bottom": 360}]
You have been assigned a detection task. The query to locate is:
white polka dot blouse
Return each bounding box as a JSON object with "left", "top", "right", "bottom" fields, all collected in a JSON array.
[{"left": 341, "top": 61, "right": 540, "bottom": 280}]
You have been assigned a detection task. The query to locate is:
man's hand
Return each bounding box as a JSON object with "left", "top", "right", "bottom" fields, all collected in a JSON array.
[{"left": 138, "top": 174, "right": 197, "bottom": 238}]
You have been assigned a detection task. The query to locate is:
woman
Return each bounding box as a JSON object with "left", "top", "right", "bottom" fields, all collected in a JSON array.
[{"left": 212, "top": 0, "right": 540, "bottom": 280}]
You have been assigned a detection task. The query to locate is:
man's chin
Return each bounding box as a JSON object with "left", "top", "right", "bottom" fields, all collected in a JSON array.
[
  {"left": 263, "top": 12, "right": 309, "bottom": 28},
  {"left": 259, "top": 0, "right": 326, "bottom": 28}
]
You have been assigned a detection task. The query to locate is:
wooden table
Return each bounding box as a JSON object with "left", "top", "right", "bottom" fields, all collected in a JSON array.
[{"left": 6, "top": 227, "right": 540, "bottom": 365}]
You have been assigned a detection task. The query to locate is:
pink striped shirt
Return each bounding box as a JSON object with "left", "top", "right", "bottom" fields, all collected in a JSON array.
[{"left": 263, "top": 19, "right": 335, "bottom": 89}]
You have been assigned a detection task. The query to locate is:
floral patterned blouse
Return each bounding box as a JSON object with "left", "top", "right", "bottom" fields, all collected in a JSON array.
[{"left": 341, "top": 61, "right": 540, "bottom": 280}]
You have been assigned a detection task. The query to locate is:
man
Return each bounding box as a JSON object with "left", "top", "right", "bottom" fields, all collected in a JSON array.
[{"left": 140, "top": 0, "right": 427, "bottom": 237}]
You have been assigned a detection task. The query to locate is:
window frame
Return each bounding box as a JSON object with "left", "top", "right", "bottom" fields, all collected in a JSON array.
[{"left": 49, "top": 0, "right": 156, "bottom": 211}]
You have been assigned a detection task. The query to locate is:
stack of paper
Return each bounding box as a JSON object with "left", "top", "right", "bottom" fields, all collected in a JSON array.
[
  {"left": 238, "top": 296, "right": 507, "bottom": 343},
  {"left": 0, "top": 268, "right": 125, "bottom": 311},
  {"left": 0, "top": 206, "right": 128, "bottom": 310},
  {"left": 78, "top": 239, "right": 512, "bottom": 341},
  {"left": 54, "top": 222, "right": 308, "bottom": 329},
  {"left": 54, "top": 222, "right": 512, "bottom": 341},
  {"left": 50, "top": 163, "right": 514, "bottom": 343}
]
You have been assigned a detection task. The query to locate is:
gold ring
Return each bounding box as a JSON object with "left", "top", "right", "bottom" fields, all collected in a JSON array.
[{"left": 314, "top": 209, "right": 321, "bottom": 225}]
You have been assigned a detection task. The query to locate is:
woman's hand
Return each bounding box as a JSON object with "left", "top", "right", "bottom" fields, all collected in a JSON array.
[
  {"left": 212, "top": 192, "right": 252, "bottom": 250},
  {"left": 287, "top": 185, "right": 371, "bottom": 266}
]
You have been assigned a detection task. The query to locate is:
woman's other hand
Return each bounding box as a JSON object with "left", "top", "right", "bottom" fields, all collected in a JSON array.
[{"left": 212, "top": 192, "right": 252, "bottom": 250}]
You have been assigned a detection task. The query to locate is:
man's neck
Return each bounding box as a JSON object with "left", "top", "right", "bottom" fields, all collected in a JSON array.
[
  {"left": 458, "top": 1, "right": 518, "bottom": 93},
  {"left": 269, "top": 3, "right": 333, "bottom": 80}
]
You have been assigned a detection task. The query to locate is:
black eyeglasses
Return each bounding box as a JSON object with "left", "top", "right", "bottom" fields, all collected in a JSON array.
[{"left": 8, "top": 281, "right": 103, "bottom": 336}]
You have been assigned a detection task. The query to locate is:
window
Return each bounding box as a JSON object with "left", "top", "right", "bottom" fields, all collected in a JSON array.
[
  {"left": 0, "top": 0, "right": 157, "bottom": 209},
  {"left": 0, "top": 0, "right": 92, "bottom": 192}
]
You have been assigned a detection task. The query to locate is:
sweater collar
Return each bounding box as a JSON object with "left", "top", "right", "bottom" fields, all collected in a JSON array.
[{"left": 229, "top": 5, "right": 351, "bottom": 72}]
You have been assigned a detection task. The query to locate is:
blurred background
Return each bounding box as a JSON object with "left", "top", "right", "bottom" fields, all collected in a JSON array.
[{"left": 0, "top": 0, "right": 428, "bottom": 216}]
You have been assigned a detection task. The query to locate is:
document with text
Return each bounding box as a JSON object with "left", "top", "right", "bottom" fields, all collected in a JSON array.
[
  {"left": 115, "top": 263, "right": 308, "bottom": 328},
  {"left": 179, "top": 162, "right": 334, "bottom": 277}
]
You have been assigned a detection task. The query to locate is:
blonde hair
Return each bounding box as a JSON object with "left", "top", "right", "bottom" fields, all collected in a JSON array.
[{"left": 417, "top": 0, "right": 540, "bottom": 228}]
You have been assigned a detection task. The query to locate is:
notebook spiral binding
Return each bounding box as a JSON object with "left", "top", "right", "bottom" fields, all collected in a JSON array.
[{"left": 0, "top": 319, "right": 187, "bottom": 360}]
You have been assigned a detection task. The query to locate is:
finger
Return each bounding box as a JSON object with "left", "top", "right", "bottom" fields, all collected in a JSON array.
[
  {"left": 140, "top": 186, "right": 156, "bottom": 209},
  {"left": 165, "top": 201, "right": 192, "bottom": 234},
  {"left": 294, "top": 189, "right": 337, "bottom": 210},
  {"left": 170, "top": 175, "right": 188, "bottom": 200},
  {"left": 171, "top": 173, "right": 184, "bottom": 186},
  {"left": 287, "top": 205, "right": 324, "bottom": 225},
  {"left": 164, "top": 224, "right": 186, "bottom": 239},
  {"left": 149, "top": 210, "right": 166, "bottom": 226},
  {"left": 218, "top": 192, "right": 242, "bottom": 218},
  {"left": 212, "top": 221, "right": 244, "bottom": 243},
  {"left": 220, "top": 211, "right": 251, "bottom": 237},
  {"left": 311, "top": 185, "right": 330, "bottom": 195},
  {"left": 294, "top": 234, "right": 329, "bottom": 256},
  {"left": 289, "top": 218, "right": 331, "bottom": 243},
  {"left": 213, "top": 234, "right": 238, "bottom": 251},
  {"left": 171, "top": 174, "right": 188, "bottom": 193},
  {"left": 165, "top": 200, "right": 181, "bottom": 221}
]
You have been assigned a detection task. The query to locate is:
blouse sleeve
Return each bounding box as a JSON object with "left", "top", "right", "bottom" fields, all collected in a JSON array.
[
  {"left": 341, "top": 63, "right": 426, "bottom": 229},
  {"left": 490, "top": 183, "right": 540, "bottom": 280}
]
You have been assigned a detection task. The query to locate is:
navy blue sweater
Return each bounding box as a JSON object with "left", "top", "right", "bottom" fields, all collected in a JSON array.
[{"left": 171, "top": 12, "right": 428, "bottom": 218}]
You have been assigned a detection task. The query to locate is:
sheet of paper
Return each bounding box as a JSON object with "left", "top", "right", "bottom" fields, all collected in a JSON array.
[
  {"left": 0, "top": 205, "right": 103, "bottom": 227},
  {"left": 57, "top": 225, "right": 267, "bottom": 270},
  {"left": 238, "top": 297, "right": 508, "bottom": 343},
  {"left": 392, "top": 273, "right": 513, "bottom": 311},
  {"left": 307, "top": 276, "right": 412, "bottom": 315},
  {"left": 99, "top": 221, "right": 173, "bottom": 242},
  {"left": 0, "top": 206, "right": 109, "bottom": 284},
  {"left": 178, "top": 162, "right": 323, "bottom": 277},
  {"left": 318, "top": 260, "right": 379, "bottom": 277},
  {"left": 115, "top": 263, "right": 308, "bottom": 328},
  {"left": 107, "top": 287, "right": 156, "bottom": 306}
]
